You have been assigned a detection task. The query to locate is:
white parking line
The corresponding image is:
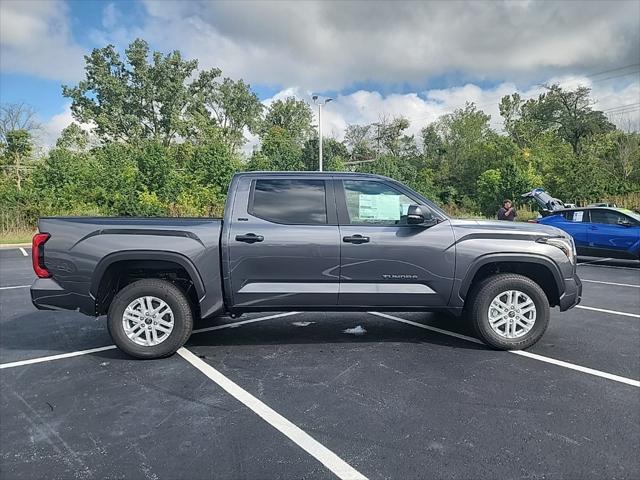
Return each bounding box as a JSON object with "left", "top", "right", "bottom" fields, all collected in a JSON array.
[
  {"left": 178, "top": 347, "right": 368, "bottom": 480},
  {"left": 577, "top": 257, "right": 612, "bottom": 265},
  {"left": 576, "top": 305, "right": 640, "bottom": 319},
  {"left": 510, "top": 350, "right": 640, "bottom": 387},
  {"left": 368, "top": 312, "right": 640, "bottom": 388},
  {"left": 0, "top": 285, "right": 30, "bottom": 291},
  {"left": 578, "top": 263, "right": 640, "bottom": 271},
  {"left": 19, "top": 247, "right": 28, "bottom": 257},
  {"left": 0, "top": 312, "right": 299, "bottom": 370},
  {"left": 0, "top": 346, "right": 117, "bottom": 369},
  {"left": 582, "top": 279, "right": 640, "bottom": 288}
]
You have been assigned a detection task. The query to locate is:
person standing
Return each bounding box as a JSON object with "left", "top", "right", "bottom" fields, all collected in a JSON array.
[{"left": 497, "top": 199, "right": 517, "bottom": 221}]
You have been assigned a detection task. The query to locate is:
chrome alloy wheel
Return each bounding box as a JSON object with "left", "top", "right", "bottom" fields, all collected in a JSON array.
[
  {"left": 488, "top": 290, "right": 536, "bottom": 339},
  {"left": 122, "top": 296, "right": 174, "bottom": 346}
]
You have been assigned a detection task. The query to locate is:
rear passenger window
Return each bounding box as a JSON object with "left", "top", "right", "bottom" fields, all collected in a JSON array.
[
  {"left": 562, "top": 210, "right": 587, "bottom": 222},
  {"left": 250, "top": 179, "right": 327, "bottom": 224}
]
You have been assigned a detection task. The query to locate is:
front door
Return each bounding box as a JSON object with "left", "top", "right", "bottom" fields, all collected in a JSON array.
[
  {"left": 227, "top": 177, "right": 341, "bottom": 309},
  {"left": 587, "top": 209, "right": 640, "bottom": 257},
  {"left": 336, "top": 179, "right": 456, "bottom": 307}
]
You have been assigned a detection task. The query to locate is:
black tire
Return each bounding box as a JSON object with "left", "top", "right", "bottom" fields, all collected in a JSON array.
[
  {"left": 466, "top": 273, "right": 550, "bottom": 350},
  {"left": 107, "top": 279, "right": 193, "bottom": 359}
]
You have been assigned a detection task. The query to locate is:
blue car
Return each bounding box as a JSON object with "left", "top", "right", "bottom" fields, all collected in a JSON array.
[{"left": 538, "top": 207, "right": 640, "bottom": 260}]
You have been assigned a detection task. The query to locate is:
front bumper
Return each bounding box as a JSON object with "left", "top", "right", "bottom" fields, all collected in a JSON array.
[{"left": 558, "top": 274, "right": 582, "bottom": 311}]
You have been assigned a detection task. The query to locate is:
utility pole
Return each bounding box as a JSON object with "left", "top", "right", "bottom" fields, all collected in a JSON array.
[{"left": 312, "top": 95, "right": 332, "bottom": 171}]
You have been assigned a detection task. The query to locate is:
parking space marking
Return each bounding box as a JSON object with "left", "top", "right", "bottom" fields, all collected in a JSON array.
[
  {"left": 576, "top": 305, "right": 640, "bottom": 318},
  {"left": 19, "top": 247, "right": 28, "bottom": 257},
  {"left": 577, "top": 263, "right": 640, "bottom": 271},
  {"left": 193, "top": 311, "right": 300, "bottom": 333},
  {"left": 0, "top": 345, "right": 117, "bottom": 369},
  {"left": 0, "top": 285, "right": 30, "bottom": 291},
  {"left": 0, "top": 312, "right": 300, "bottom": 370},
  {"left": 577, "top": 258, "right": 612, "bottom": 265},
  {"left": 178, "top": 347, "right": 368, "bottom": 480},
  {"left": 369, "top": 312, "right": 640, "bottom": 388},
  {"left": 510, "top": 350, "right": 640, "bottom": 387},
  {"left": 582, "top": 279, "right": 640, "bottom": 288}
]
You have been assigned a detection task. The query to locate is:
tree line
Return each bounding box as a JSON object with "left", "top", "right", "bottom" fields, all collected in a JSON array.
[{"left": 1, "top": 39, "right": 639, "bottom": 234}]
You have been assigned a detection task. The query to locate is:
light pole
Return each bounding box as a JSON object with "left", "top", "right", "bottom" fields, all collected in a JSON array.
[{"left": 312, "top": 95, "right": 332, "bottom": 171}]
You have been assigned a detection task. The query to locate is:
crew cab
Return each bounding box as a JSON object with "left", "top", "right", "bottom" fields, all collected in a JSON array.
[{"left": 31, "top": 172, "right": 582, "bottom": 358}]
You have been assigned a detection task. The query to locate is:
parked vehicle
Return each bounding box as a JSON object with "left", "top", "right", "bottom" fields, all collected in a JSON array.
[
  {"left": 538, "top": 207, "right": 640, "bottom": 260},
  {"left": 31, "top": 172, "right": 582, "bottom": 358}
]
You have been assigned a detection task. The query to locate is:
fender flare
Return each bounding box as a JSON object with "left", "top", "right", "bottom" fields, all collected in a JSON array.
[
  {"left": 90, "top": 250, "right": 206, "bottom": 300},
  {"left": 458, "top": 253, "right": 564, "bottom": 300}
]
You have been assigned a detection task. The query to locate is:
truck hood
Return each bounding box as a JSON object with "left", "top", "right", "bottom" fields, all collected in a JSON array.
[{"left": 448, "top": 218, "right": 567, "bottom": 239}]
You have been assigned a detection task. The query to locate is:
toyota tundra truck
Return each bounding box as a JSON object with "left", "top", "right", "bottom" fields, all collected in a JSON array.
[{"left": 30, "top": 172, "right": 582, "bottom": 358}]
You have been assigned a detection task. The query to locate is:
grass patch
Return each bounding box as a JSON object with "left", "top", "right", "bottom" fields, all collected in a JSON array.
[{"left": 0, "top": 229, "right": 35, "bottom": 245}]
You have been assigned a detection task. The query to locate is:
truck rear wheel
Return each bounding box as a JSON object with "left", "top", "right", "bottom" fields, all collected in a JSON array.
[
  {"left": 467, "top": 273, "right": 550, "bottom": 350},
  {"left": 107, "top": 279, "right": 193, "bottom": 359}
]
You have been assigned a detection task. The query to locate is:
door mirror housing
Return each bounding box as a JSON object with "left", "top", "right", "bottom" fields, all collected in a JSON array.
[{"left": 406, "top": 205, "right": 436, "bottom": 226}]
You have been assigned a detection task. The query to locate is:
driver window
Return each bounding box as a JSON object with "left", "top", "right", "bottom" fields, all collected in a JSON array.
[
  {"left": 590, "top": 209, "right": 626, "bottom": 225},
  {"left": 343, "top": 180, "right": 418, "bottom": 225}
]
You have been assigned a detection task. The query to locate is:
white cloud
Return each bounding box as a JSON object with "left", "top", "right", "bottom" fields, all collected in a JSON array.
[
  {"left": 38, "top": 104, "right": 74, "bottom": 149},
  {"left": 129, "top": 0, "right": 639, "bottom": 91},
  {"left": 262, "top": 78, "right": 639, "bottom": 145},
  {"left": 0, "top": 0, "right": 85, "bottom": 81}
]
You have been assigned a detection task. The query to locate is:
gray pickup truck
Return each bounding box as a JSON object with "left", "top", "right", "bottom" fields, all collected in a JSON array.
[{"left": 31, "top": 172, "right": 581, "bottom": 358}]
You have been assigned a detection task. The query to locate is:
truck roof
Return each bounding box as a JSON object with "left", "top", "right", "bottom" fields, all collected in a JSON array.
[{"left": 233, "top": 171, "right": 393, "bottom": 181}]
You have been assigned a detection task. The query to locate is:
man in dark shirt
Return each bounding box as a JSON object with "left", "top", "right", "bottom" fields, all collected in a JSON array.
[{"left": 497, "top": 199, "right": 517, "bottom": 221}]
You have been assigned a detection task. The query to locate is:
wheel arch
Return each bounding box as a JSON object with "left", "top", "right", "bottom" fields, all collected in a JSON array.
[
  {"left": 459, "top": 254, "right": 564, "bottom": 307},
  {"left": 91, "top": 251, "right": 205, "bottom": 316}
]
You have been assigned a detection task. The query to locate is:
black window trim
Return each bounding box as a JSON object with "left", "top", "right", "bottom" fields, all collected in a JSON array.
[
  {"left": 334, "top": 178, "right": 437, "bottom": 227},
  {"left": 247, "top": 178, "right": 338, "bottom": 226},
  {"left": 588, "top": 207, "right": 639, "bottom": 226}
]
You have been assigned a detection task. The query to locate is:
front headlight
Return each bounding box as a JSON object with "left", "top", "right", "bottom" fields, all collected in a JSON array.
[{"left": 537, "top": 236, "right": 576, "bottom": 264}]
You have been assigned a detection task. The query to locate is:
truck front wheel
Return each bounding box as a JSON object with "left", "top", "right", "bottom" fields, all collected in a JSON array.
[
  {"left": 467, "top": 273, "right": 550, "bottom": 350},
  {"left": 107, "top": 279, "right": 193, "bottom": 359}
]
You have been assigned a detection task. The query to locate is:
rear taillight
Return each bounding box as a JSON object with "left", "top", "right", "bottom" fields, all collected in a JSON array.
[{"left": 32, "top": 233, "right": 51, "bottom": 278}]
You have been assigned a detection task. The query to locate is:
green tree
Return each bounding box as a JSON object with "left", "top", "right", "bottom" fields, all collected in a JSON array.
[
  {"left": 499, "top": 85, "right": 615, "bottom": 154},
  {"left": 302, "top": 137, "right": 350, "bottom": 171},
  {"left": 191, "top": 76, "right": 263, "bottom": 154},
  {"left": 63, "top": 38, "right": 219, "bottom": 146},
  {"left": 56, "top": 123, "right": 89, "bottom": 151},
  {"left": 4, "top": 130, "right": 32, "bottom": 191},
  {"left": 254, "top": 127, "right": 304, "bottom": 171},
  {"left": 262, "top": 97, "right": 313, "bottom": 146}
]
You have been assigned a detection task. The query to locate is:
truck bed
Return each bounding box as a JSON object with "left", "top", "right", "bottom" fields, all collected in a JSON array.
[{"left": 33, "top": 216, "right": 225, "bottom": 318}]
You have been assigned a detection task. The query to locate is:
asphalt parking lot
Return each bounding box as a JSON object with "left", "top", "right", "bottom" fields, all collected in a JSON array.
[{"left": 1, "top": 248, "right": 638, "bottom": 480}]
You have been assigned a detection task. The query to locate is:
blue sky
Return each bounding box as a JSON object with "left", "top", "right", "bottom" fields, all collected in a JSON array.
[{"left": 1, "top": 0, "right": 638, "bottom": 146}]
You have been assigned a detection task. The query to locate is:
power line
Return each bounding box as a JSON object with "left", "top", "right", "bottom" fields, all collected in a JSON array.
[
  {"left": 590, "top": 70, "right": 640, "bottom": 83},
  {"left": 602, "top": 102, "right": 640, "bottom": 112},
  {"left": 584, "top": 63, "right": 640, "bottom": 78}
]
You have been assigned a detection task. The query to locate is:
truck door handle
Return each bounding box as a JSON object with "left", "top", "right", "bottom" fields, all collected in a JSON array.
[
  {"left": 235, "top": 233, "right": 264, "bottom": 243},
  {"left": 589, "top": 226, "right": 598, "bottom": 230},
  {"left": 343, "top": 234, "right": 370, "bottom": 244}
]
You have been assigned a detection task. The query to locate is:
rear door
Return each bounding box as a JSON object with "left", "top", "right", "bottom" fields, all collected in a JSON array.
[
  {"left": 587, "top": 209, "right": 640, "bottom": 256},
  {"left": 226, "top": 176, "right": 340, "bottom": 309},
  {"left": 335, "top": 178, "right": 456, "bottom": 307},
  {"left": 558, "top": 210, "right": 589, "bottom": 247}
]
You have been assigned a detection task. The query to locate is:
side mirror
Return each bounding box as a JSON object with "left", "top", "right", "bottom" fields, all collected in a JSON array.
[
  {"left": 618, "top": 219, "right": 632, "bottom": 227},
  {"left": 406, "top": 205, "right": 436, "bottom": 226}
]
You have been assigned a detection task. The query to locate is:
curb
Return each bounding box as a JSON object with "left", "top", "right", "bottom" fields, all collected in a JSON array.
[{"left": 0, "top": 243, "right": 31, "bottom": 249}]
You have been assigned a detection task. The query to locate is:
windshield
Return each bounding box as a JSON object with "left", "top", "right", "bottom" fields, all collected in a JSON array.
[{"left": 620, "top": 209, "right": 640, "bottom": 222}]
